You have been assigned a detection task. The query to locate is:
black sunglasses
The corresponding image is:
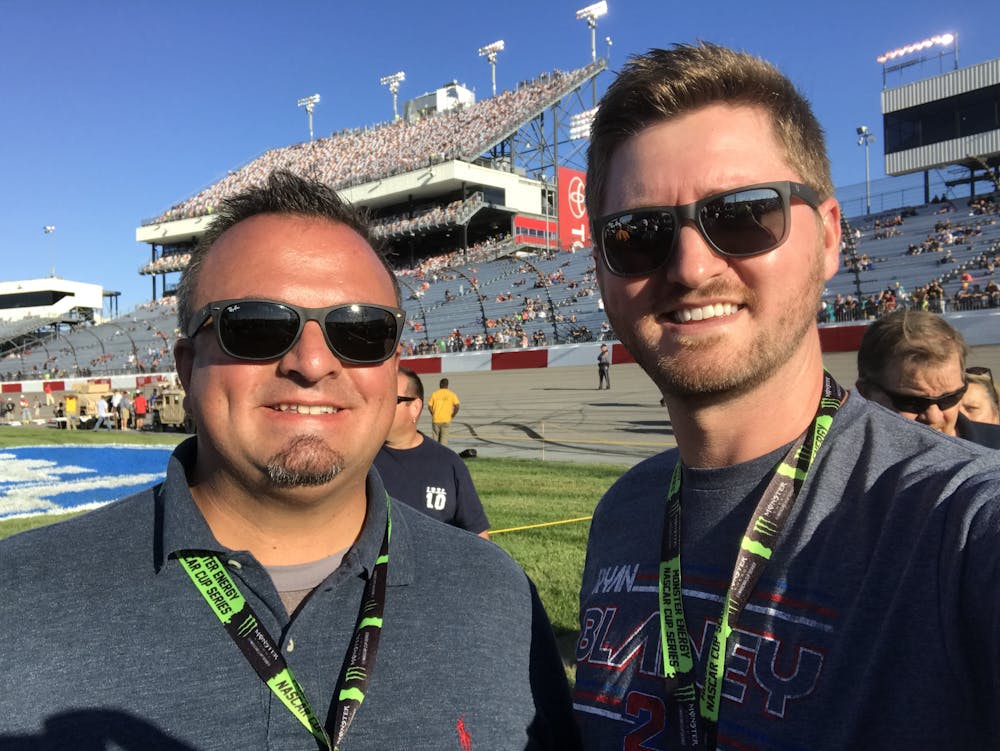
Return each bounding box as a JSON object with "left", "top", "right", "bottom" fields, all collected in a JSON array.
[
  {"left": 187, "top": 298, "right": 406, "bottom": 364},
  {"left": 967, "top": 366, "right": 994, "bottom": 380},
  {"left": 396, "top": 395, "right": 417, "bottom": 403},
  {"left": 876, "top": 382, "right": 968, "bottom": 414},
  {"left": 594, "top": 181, "right": 822, "bottom": 277}
]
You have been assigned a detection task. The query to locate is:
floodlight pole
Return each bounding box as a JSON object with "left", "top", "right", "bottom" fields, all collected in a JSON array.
[
  {"left": 297, "top": 94, "right": 321, "bottom": 142},
  {"left": 857, "top": 126, "right": 875, "bottom": 216},
  {"left": 576, "top": 2, "right": 608, "bottom": 106},
  {"left": 380, "top": 72, "right": 406, "bottom": 121},
  {"left": 43, "top": 225, "right": 56, "bottom": 277},
  {"left": 478, "top": 40, "right": 505, "bottom": 98}
]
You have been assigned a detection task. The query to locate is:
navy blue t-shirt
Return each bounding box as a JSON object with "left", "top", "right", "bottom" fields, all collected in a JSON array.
[{"left": 373, "top": 434, "right": 490, "bottom": 534}]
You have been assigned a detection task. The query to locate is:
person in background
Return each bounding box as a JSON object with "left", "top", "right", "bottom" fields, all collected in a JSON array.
[
  {"left": 856, "top": 309, "right": 1000, "bottom": 447},
  {"left": 597, "top": 343, "right": 611, "bottom": 389},
  {"left": 961, "top": 366, "right": 1000, "bottom": 425},
  {"left": 133, "top": 390, "right": 148, "bottom": 430},
  {"left": 426, "top": 377, "right": 460, "bottom": 445},
  {"left": 374, "top": 367, "right": 490, "bottom": 538},
  {"left": 91, "top": 393, "right": 113, "bottom": 431}
]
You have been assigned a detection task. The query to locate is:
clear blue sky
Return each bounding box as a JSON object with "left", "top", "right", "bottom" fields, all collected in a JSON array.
[{"left": 2, "top": 1, "right": 997, "bottom": 312}]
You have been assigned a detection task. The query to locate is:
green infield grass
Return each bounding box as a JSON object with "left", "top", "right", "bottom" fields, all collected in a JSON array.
[{"left": 0, "top": 426, "right": 627, "bottom": 675}]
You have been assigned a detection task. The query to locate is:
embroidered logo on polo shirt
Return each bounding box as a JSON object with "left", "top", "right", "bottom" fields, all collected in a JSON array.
[{"left": 456, "top": 713, "right": 472, "bottom": 751}]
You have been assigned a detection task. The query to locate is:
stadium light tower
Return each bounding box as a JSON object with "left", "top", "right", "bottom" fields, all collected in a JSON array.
[
  {"left": 576, "top": 1, "right": 608, "bottom": 63},
  {"left": 43, "top": 225, "right": 56, "bottom": 277},
  {"left": 478, "top": 40, "right": 505, "bottom": 97},
  {"left": 876, "top": 33, "right": 957, "bottom": 87},
  {"left": 297, "top": 94, "right": 321, "bottom": 142},
  {"left": 857, "top": 126, "right": 875, "bottom": 216},
  {"left": 605, "top": 36, "right": 612, "bottom": 60},
  {"left": 380, "top": 71, "right": 406, "bottom": 121}
]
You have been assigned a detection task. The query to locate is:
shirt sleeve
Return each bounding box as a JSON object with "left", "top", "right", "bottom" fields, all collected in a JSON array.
[
  {"left": 526, "top": 579, "right": 582, "bottom": 750},
  {"left": 452, "top": 458, "right": 490, "bottom": 534}
]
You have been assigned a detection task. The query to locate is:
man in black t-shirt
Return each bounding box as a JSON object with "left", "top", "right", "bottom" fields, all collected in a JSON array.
[{"left": 374, "top": 367, "right": 490, "bottom": 537}]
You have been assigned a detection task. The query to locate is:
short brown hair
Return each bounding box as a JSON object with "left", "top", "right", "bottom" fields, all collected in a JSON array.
[
  {"left": 586, "top": 42, "right": 833, "bottom": 220},
  {"left": 176, "top": 170, "right": 399, "bottom": 334},
  {"left": 857, "top": 310, "right": 968, "bottom": 384}
]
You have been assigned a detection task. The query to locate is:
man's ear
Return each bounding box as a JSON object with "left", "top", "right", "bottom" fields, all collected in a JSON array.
[
  {"left": 818, "top": 197, "right": 842, "bottom": 282},
  {"left": 174, "top": 338, "right": 195, "bottom": 394}
]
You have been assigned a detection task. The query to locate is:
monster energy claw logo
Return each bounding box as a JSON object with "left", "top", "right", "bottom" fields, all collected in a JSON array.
[
  {"left": 237, "top": 614, "right": 258, "bottom": 638},
  {"left": 345, "top": 667, "right": 367, "bottom": 682},
  {"left": 753, "top": 516, "right": 779, "bottom": 536},
  {"left": 674, "top": 684, "right": 696, "bottom": 703}
]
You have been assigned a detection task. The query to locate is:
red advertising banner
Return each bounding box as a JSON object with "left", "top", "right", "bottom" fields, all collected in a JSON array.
[{"left": 557, "top": 166, "right": 590, "bottom": 250}]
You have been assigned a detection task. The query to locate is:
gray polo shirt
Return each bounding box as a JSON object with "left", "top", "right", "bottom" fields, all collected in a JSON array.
[{"left": 0, "top": 438, "right": 578, "bottom": 750}]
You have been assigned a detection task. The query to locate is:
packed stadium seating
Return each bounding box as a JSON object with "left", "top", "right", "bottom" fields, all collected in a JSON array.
[
  {"left": 143, "top": 64, "right": 602, "bottom": 227},
  {"left": 5, "top": 192, "right": 1000, "bottom": 382}
]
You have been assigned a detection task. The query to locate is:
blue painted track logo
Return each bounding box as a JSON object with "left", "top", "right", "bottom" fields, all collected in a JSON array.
[{"left": 0, "top": 445, "right": 173, "bottom": 521}]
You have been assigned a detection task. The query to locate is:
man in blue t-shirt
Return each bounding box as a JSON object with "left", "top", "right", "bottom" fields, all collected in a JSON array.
[
  {"left": 374, "top": 367, "right": 490, "bottom": 538},
  {"left": 576, "top": 42, "right": 1000, "bottom": 751}
]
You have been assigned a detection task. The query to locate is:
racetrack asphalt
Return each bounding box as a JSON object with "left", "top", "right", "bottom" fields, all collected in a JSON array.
[{"left": 424, "top": 344, "right": 1000, "bottom": 467}]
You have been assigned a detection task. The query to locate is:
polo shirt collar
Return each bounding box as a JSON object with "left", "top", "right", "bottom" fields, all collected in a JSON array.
[{"left": 155, "top": 437, "right": 413, "bottom": 586}]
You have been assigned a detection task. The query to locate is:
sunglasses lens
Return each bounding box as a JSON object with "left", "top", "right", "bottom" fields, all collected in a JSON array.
[
  {"left": 937, "top": 391, "right": 965, "bottom": 410},
  {"left": 324, "top": 305, "right": 400, "bottom": 363},
  {"left": 218, "top": 301, "right": 299, "bottom": 359},
  {"left": 891, "top": 386, "right": 966, "bottom": 413},
  {"left": 893, "top": 396, "right": 931, "bottom": 413},
  {"left": 600, "top": 210, "right": 676, "bottom": 275},
  {"left": 700, "top": 187, "right": 786, "bottom": 256}
]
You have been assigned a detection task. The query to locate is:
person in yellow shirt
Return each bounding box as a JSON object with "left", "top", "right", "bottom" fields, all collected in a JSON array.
[{"left": 426, "top": 377, "right": 460, "bottom": 445}]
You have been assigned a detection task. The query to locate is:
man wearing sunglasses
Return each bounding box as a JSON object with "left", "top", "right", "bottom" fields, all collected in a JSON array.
[
  {"left": 856, "top": 309, "right": 1000, "bottom": 448},
  {"left": 575, "top": 43, "right": 1000, "bottom": 751},
  {"left": 0, "top": 172, "right": 577, "bottom": 750}
]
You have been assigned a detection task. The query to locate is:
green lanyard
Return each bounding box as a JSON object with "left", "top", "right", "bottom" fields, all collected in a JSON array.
[
  {"left": 658, "top": 372, "right": 846, "bottom": 749},
  {"left": 178, "top": 497, "right": 391, "bottom": 750}
]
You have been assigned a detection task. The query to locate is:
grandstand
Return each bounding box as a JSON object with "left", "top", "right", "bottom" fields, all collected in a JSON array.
[
  {"left": 0, "top": 278, "right": 104, "bottom": 371},
  {"left": 134, "top": 61, "right": 606, "bottom": 300},
  {"left": 3, "top": 50, "right": 1000, "bottom": 392},
  {"left": 827, "top": 196, "right": 1000, "bottom": 319}
]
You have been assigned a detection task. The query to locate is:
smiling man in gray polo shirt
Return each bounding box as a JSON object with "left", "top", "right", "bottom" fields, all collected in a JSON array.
[{"left": 0, "top": 172, "right": 577, "bottom": 751}]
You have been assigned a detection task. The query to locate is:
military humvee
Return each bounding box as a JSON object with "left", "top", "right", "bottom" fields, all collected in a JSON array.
[{"left": 151, "top": 386, "right": 194, "bottom": 433}]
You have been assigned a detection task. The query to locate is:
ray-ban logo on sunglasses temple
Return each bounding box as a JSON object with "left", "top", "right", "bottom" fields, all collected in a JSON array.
[
  {"left": 186, "top": 299, "right": 406, "bottom": 364},
  {"left": 594, "top": 180, "right": 822, "bottom": 277}
]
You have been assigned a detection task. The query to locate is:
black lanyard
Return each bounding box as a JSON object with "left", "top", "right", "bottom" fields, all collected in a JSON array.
[
  {"left": 659, "top": 372, "right": 846, "bottom": 749},
  {"left": 179, "top": 498, "right": 391, "bottom": 750}
]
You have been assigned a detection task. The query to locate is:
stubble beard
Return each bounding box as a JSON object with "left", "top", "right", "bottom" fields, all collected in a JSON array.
[
  {"left": 624, "top": 257, "right": 827, "bottom": 402},
  {"left": 266, "top": 434, "right": 344, "bottom": 487}
]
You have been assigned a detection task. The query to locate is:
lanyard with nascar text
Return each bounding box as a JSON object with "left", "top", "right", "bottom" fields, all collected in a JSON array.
[
  {"left": 178, "top": 498, "right": 391, "bottom": 750},
  {"left": 658, "top": 371, "right": 846, "bottom": 750}
]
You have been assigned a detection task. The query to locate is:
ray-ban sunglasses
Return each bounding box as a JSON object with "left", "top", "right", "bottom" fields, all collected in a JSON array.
[
  {"left": 594, "top": 180, "right": 822, "bottom": 277},
  {"left": 186, "top": 299, "right": 406, "bottom": 364}
]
